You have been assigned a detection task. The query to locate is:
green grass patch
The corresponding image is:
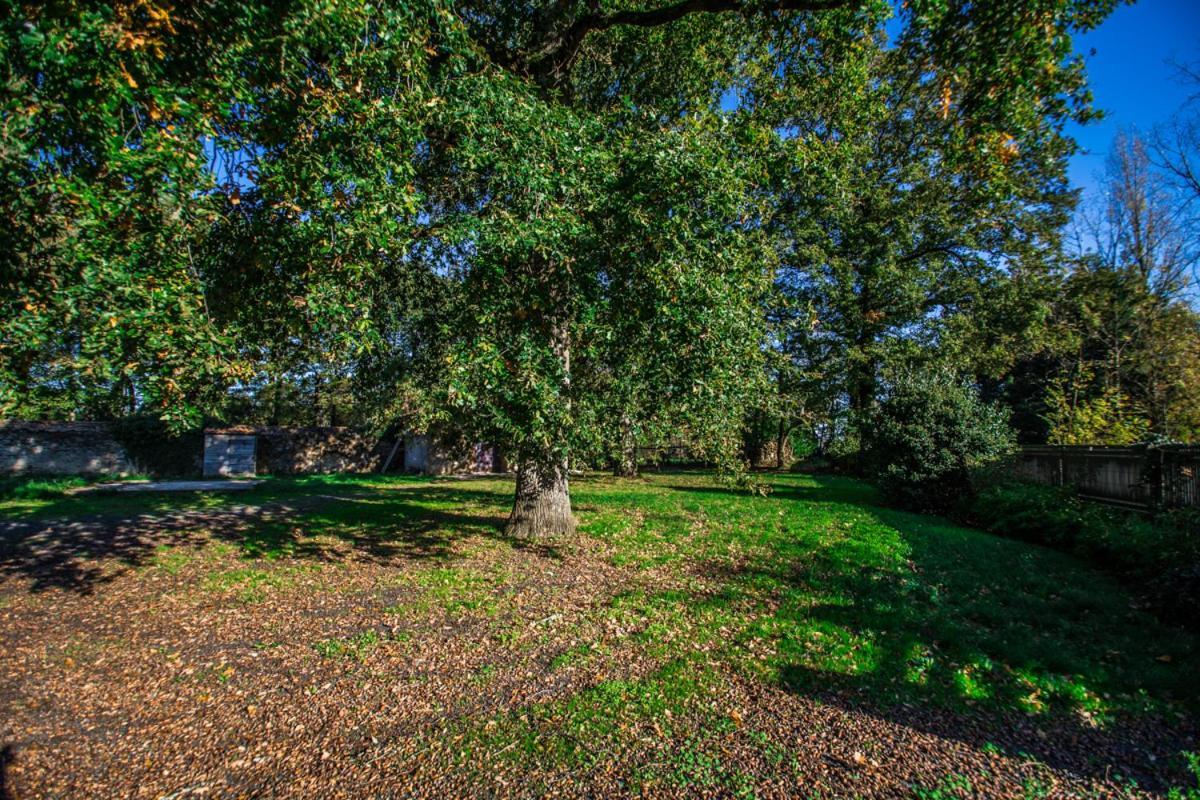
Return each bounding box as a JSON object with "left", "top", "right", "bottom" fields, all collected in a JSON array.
[
  {"left": 461, "top": 656, "right": 716, "bottom": 773},
  {"left": 150, "top": 545, "right": 194, "bottom": 575},
  {"left": 408, "top": 565, "right": 509, "bottom": 617},
  {"left": 313, "top": 629, "right": 384, "bottom": 661},
  {"left": 201, "top": 564, "right": 318, "bottom": 603},
  {"left": 0, "top": 475, "right": 91, "bottom": 500},
  {"left": 571, "top": 473, "right": 1200, "bottom": 719}
]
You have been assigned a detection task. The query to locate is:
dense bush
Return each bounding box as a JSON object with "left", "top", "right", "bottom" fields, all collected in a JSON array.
[
  {"left": 968, "top": 479, "right": 1200, "bottom": 626},
  {"left": 862, "top": 370, "right": 1015, "bottom": 510}
]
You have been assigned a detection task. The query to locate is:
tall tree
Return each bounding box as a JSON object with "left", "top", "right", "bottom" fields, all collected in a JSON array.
[
  {"left": 1043, "top": 130, "right": 1200, "bottom": 442},
  {"left": 760, "top": 16, "right": 1081, "bottom": 442},
  {"left": 3, "top": 0, "right": 1125, "bottom": 539},
  {"left": 442, "top": 0, "right": 1121, "bottom": 534}
]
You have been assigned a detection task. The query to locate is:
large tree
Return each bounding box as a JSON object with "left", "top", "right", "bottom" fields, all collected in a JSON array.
[
  {"left": 756, "top": 14, "right": 1085, "bottom": 454},
  {"left": 433, "top": 0, "right": 1121, "bottom": 534},
  {"left": 3, "top": 0, "right": 1124, "bottom": 537}
]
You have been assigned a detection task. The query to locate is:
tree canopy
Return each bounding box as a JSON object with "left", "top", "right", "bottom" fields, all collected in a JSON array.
[{"left": 1, "top": 0, "right": 1136, "bottom": 535}]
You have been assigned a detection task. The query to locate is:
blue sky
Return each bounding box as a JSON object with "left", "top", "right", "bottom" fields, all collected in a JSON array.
[{"left": 1066, "top": 0, "right": 1200, "bottom": 197}]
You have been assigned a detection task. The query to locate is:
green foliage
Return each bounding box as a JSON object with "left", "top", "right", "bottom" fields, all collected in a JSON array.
[
  {"left": 0, "top": 0, "right": 258, "bottom": 428},
  {"left": 862, "top": 370, "right": 1015, "bottom": 509},
  {"left": 968, "top": 481, "right": 1090, "bottom": 550},
  {"left": 1, "top": 0, "right": 453, "bottom": 430},
  {"left": 1168, "top": 751, "right": 1200, "bottom": 800},
  {"left": 968, "top": 479, "right": 1200, "bottom": 625},
  {"left": 0, "top": 474, "right": 88, "bottom": 500},
  {"left": 762, "top": 11, "right": 1081, "bottom": 441},
  {"left": 1044, "top": 373, "right": 1151, "bottom": 445}
]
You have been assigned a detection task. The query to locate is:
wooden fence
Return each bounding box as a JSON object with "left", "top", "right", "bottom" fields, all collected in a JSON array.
[{"left": 1014, "top": 445, "right": 1200, "bottom": 510}]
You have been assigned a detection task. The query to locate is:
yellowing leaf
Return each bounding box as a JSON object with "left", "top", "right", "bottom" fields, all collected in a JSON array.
[{"left": 120, "top": 64, "right": 138, "bottom": 89}]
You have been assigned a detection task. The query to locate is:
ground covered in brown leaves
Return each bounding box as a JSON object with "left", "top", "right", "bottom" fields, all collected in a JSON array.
[{"left": 1, "top": 473, "right": 1197, "bottom": 798}]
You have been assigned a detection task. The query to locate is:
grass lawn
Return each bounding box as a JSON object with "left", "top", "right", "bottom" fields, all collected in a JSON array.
[{"left": 1, "top": 471, "right": 1198, "bottom": 798}]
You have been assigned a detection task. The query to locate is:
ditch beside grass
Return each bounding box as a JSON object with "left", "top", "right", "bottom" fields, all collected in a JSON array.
[{"left": 0, "top": 471, "right": 1197, "bottom": 797}]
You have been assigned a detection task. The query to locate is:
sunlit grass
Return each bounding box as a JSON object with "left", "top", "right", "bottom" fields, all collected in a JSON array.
[{"left": 6, "top": 467, "right": 1198, "bottom": 793}]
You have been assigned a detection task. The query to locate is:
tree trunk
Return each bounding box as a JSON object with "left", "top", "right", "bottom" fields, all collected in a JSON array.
[
  {"left": 614, "top": 413, "right": 638, "bottom": 478},
  {"left": 506, "top": 316, "right": 576, "bottom": 538},
  {"left": 269, "top": 378, "right": 282, "bottom": 427},
  {"left": 507, "top": 453, "right": 576, "bottom": 538},
  {"left": 848, "top": 359, "right": 876, "bottom": 417},
  {"left": 775, "top": 418, "right": 788, "bottom": 470}
]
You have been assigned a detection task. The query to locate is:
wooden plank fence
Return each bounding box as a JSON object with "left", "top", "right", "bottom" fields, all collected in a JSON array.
[{"left": 1015, "top": 445, "right": 1200, "bottom": 510}]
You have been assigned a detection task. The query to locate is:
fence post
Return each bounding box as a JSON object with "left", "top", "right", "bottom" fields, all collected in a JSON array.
[{"left": 1157, "top": 446, "right": 1166, "bottom": 509}]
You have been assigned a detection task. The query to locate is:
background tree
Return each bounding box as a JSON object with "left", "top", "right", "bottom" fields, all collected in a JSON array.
[
  {"left": 1152, "top": 58, "right": 1200, "bottom": 222},
  {"left": 757, "top": 17, "right": 1080, "bottom": 451},
  {"left": 0, "top": 0, "right": 254, "bottom": 426},
  {"left": 1035, "top": 130, "right": 1200, "bottom": 443}
]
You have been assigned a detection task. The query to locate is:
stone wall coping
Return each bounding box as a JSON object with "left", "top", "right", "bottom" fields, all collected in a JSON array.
[
  {"left": 0, "top": 420, "right": 117, "bottom": 432},
  {"left": 204, "top": 425, "right": 377, "bottom": 435}
]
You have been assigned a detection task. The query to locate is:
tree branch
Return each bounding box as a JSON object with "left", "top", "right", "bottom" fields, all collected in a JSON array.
[{"left": 523, "top": 0, "right": 862, "bottom": 83}]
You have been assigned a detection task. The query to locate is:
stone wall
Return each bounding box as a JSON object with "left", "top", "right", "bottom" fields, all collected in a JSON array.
[
  {"left": 0, "top": 421, "right": 139, "bottom": 476},
  {"left": 1, "top": 420, "right": 495, "bottom": 478},
  {"left": 209, "top": 426, "right": 393, "bottom": 475},
  {"left": 403, "top": 434, "right": 504, "bottom": 475}
]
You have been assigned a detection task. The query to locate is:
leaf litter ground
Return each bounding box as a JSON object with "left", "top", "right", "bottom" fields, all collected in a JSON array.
[{"left": 1, "top": 472, "right": 1197, "bottom": 798}]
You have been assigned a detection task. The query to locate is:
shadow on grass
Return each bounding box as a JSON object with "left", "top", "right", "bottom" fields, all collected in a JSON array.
[
  {"left": 667, "top": 474, "right": 1200, "bottom": 791},
  {"left": 0, "top": 744, "right": 12, "bottom": 800},
  {"left": 660, "top": 474, "right": 883, "bottom": 508},
  {"left": 0, "top": 480, "right": 549, "bottom": 595}
]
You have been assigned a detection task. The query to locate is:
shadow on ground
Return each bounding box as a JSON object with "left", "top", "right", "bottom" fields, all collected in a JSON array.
[
  {"left": 665, "top": 474, "right": 1200, "bottom": 792},
  {"left": 3, "top": 471, "right": 1198, "bottom": 791},
  {"left": 0, "top": 745, "right": 12, "bottom": 800},
  {"left": 0, "top": 481, "right": 546, "bottom": 595}
]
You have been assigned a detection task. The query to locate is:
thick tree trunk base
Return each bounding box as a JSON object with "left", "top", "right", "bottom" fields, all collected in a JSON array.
[
  {"left": 507, "top": 457, "right": 576, "bottom": 538},
  {"left": 613, "top": 447, "right": 638, "bottom": 478},
  {"left": 614, "top": 415, "right": 637, "bottom": 478}
]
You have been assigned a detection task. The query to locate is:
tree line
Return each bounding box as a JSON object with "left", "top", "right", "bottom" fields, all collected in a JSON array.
[{"left": 3, "top": 0, "right": 1196, "bottom": 537}]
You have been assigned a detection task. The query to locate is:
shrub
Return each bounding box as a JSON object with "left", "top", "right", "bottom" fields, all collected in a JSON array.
[
  {"left": 966, "top": 480, "right": 1088, "bottom": 549},
  {"left": 968, "top": 479, "right": 1200, "bottom": 627},
  {"left": 970, "top": 481, "right": 1200, "bottom": 574},
  {"left": 1146, "top": 507, "right": 1200, "bottom": 624},
  {"left": 861, "top": 369, "right": 1015, "bottom": 510}
]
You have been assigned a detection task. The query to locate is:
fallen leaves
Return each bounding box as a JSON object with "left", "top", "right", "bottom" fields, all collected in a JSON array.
[{"left": 0, "top": 476, "right": 1193, "bottom": 799}]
